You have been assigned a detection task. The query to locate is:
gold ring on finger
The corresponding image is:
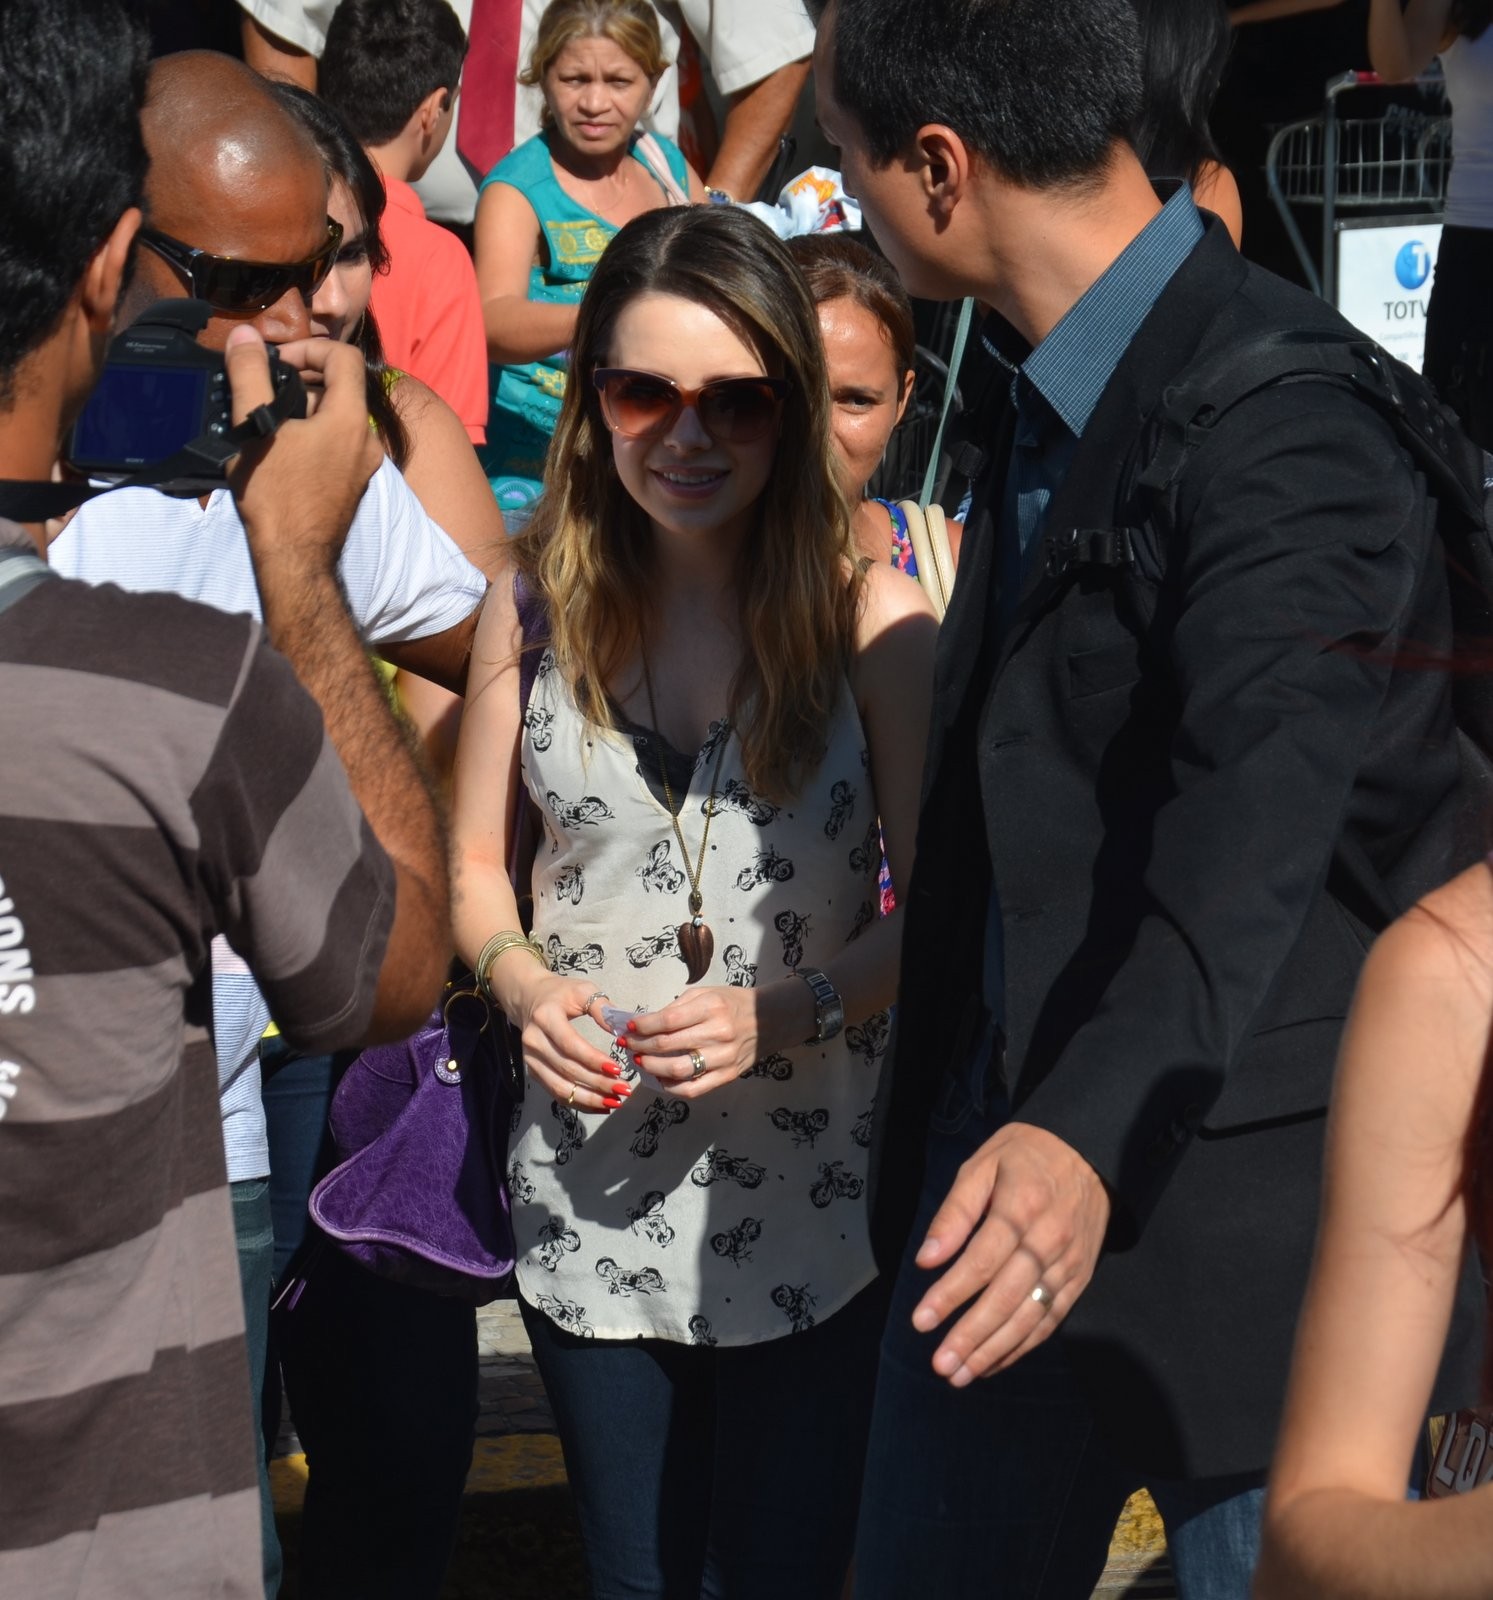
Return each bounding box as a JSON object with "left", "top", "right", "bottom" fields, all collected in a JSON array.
[{"left": 566, "top": 1083, "right": 578, "bottom": 1107}]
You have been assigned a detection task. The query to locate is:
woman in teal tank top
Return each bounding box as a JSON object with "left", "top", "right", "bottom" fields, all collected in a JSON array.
[{"left": 474, "top": 0, "right": 702, "bottom": 517}]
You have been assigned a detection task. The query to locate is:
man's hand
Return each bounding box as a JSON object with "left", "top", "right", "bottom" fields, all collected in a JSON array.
[
  {"left": 222, "top": 325, "right": 381, "bottom": 580},
  {"left": 911, "top": 1122, "right": 1110, "bottom": 1386}
]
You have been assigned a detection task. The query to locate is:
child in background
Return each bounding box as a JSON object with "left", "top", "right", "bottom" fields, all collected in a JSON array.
[
  {"left": 474, "top": 0, "right": 703, "bottom": 517},
  {"left": 320, "top": 0, "right": 490, "bottom": 446}
]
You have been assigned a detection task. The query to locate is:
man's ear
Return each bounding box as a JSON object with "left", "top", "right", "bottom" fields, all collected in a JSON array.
[
  {"left": 80, "top": 207, "right": 143, "bottom": 335},
  {"left": 915, "top": 124, "right": 973, "bottom": 226},
  {"left": 417, "top": 85, "right": 451, "bottom": 138}
]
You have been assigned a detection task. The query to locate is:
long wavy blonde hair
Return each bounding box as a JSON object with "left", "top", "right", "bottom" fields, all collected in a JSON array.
[{"left": 515, "top": 205, "right": 862, "bottom": 803}]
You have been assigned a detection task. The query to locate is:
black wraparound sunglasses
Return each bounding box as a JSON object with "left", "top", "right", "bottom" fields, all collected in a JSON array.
[{"left": 138, "top": 221, "right": 344, "bottom": 315}]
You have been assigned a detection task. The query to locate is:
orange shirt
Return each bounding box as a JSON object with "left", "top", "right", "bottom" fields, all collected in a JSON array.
[{"left": 370, "top": 175, "right": 488, "bottom": 445}]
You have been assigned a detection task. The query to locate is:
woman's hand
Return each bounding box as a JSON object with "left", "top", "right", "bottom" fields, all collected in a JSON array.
[
  {"left": 502, "top": 960, "right": 630, "bottom": 1113},
  {"left": 625, "top": 980, "right": 809, "bottom": 1099}
]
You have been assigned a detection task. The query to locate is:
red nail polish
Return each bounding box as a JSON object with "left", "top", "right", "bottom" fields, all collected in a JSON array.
[
  {"left": 627, "top": 1020, "right": 638, "bottom": 1033},
  {"left": 602, "top": 1095, "right": 623, "bottom": 1109},
  {"left": 633, "top": 1053, "right": 643, "bottom": 1066},
  {"left": 602, "top": 1063, "right": 623, "bottom": 1078},
  {"left": 616, "top": 1082, "right": 633, "bottom": 1097}
]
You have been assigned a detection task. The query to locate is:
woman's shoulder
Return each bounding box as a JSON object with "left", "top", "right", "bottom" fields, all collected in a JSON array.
[
  {"left": 1374, "top": 861, "right": 1493, "bottom": 1001},
  {"left": 482, "top": 132, "right": 553, "bottom": 193},
  {"left": 1342, "top": 860, "right": 1493, "bottom": 1132},
  {"left": 853, "top": 555, "right": 937, "bottom": 643}
]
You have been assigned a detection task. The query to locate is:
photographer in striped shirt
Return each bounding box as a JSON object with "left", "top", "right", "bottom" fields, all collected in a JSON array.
[{"left": 0, "top": 1, "right": 451, "bottom": 1594}]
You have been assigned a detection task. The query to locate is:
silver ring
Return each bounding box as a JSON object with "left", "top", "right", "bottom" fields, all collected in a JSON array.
[
  {"left": 1031, "top": 1283, "right": 1053, "bottom": 1310},
  {"left": 582, "top": 991, "right": 609, "bottom": 1012},
  {"left": 689, "top": 1049, "right": 707, "bottom": 1080}
]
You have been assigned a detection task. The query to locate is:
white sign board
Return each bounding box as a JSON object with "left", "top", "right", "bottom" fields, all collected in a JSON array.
[{"left": 1335, "top": 219, "right": 1443, "bottom": 373}]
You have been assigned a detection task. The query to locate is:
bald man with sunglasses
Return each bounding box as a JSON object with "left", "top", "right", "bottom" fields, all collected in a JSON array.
[{"left": 48, "top": 51, "right": 490, "bottom": 1600}]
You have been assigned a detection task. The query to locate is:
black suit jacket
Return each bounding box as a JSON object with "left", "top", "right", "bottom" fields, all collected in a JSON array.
[{"left": 877, "top": 220, "right": 1483, "bottom": 1477}]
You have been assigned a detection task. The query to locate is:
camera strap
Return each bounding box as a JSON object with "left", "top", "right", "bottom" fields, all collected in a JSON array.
[{"left": 0, "top": 389, "right": 300, "bottom": 524}]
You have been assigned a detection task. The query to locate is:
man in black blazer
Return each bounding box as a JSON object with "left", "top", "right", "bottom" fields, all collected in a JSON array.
[{"left": 813, "top": 0, "right": 1482, "bottom": 1594}]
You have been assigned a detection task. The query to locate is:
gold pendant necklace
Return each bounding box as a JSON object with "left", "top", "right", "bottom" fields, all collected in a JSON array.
[{"left": 641, "top": 651, "right": 731, "bottom": 985}]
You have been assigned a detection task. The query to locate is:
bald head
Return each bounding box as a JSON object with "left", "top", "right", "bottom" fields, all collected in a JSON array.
[
  {"left": 129, "top": 52, "right": 333, "bottom": 346},
  {"left": 144, "top": 53, "right": 324, "bottom": 228}
]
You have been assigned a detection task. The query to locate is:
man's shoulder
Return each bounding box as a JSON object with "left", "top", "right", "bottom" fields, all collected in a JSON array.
[
  {"left": 384, "top": 194, "right": 475, "bottom": 280},
  {"left": 2, "top": 571, "right": 259, "bottom": 707}
]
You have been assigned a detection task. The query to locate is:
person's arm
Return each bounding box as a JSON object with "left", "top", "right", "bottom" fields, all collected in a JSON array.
[
  {"left": 626, "top": 562, "right": 938, "bottom": 1091},
  {"left": 1254, "top": 862, "right": 1493, "bottom": 1600},
  {"left": 1368, "top": 0, "right": 1457, "bottom": 82},
  {"left": 222, "top": 327, "right": 449, "bottom": 1039},
  {"left": 394, "top": 375, "right": 507, "bottom": 579},
  {"left": 1230, "top": 0, "right": 1349, "bottom": 26},
  {"left": 450, "top": 563, "right": 625, "bottom": 1110},
  {"left": 239, "top": 12, "right": 318, "bottom": 88},
  {"left": 907, "top": 384, "right": 1438, "bottom": 1386},
  {"left": 386, "top": 373, "right": 508, "bottom": 782},
  {"left": 1194, "top": 160, "right": 1245, "bottom": 247},
  {"left": 706, "top": 58, "right": 811, "bottom": 200},
  {"left": 473, "top": 181, "right": 579, "bottom": 366},
  {"left": 378, "top": 611, "right": 479, "bottom": 696}
]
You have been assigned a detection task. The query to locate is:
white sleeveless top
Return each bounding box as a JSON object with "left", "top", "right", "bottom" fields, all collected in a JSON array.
[
  {"left": 1443, "top": 31, "right": 1493, "bottom": 230},
  {"left": 507, "top": 651, "right": 885, "bottom": 1345}
]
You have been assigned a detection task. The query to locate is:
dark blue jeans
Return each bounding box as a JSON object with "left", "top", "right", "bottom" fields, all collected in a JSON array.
[
  {"left": 232, "top": 1174, "right": 282, "bottom": 1599},
  {"left": 521, "top": 1276, "right": 888, "bottom": 1600},
  {"left": 264, "top": 1041, "right": 479, "bottom": 1600},
  {"left": 854, "top": 1028, "right": 1267, "bottom": 1600}
]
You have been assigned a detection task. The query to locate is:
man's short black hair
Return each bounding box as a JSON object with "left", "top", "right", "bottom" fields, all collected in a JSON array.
[
  {"left": 817, "top": 0, "right": 1144, "bottom": 188},
  {"left": 0, "top": 0, "right": 148, "bottom": 405},
  {"left": 320, "top": 0, "right": 468, "bottom": 148}
]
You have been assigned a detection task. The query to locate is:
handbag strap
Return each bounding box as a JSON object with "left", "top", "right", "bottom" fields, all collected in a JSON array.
[
  {"left": 633, "top": 132, "right": 691, "bottom": 207},
  {"left": 510, "top": 569, "right": 548, "bottom": 917},
  {"left": 895, "top": 499, "right": 954, "bottom": 620},
  {"left": 918, "top": 297, "right": 974, "bottom": 510}
]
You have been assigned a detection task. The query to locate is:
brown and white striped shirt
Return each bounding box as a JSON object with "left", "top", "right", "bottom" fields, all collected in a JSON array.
[{"left": 0, "top": 521, "right": 395, "bottom": 1598}]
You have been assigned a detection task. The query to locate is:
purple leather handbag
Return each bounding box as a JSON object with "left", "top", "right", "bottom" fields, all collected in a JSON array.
[
  {"left": 308, "top": 981, "right": 520, "bottom": 1302},
  {"left": 304, "top": 575, "right": 546, "bottom": 1304}
]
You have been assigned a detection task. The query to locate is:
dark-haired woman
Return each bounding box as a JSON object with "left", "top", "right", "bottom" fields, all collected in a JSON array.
[
  {"left": 1254, "top": 856, "right": 1493, "bottom": 1597},
  {"left": 452, "top": 203, "right": 937, "bottom": 1599},
  {"left": 1367, "top": 0, "right": 1493, "bottom": 447},
  {"left": 787, "top": 231, "right": 970, "bottom": 584},
  {"left": 259, "top": 82, "right": 503, "bottom": 1600},
  {"left": 1132, "top": 0, "right": 1244, "bottom": 241}
]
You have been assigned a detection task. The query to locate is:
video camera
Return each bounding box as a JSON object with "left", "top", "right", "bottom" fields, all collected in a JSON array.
[{"left": 0, "top": 298, "right": 305, "bottom": 524}]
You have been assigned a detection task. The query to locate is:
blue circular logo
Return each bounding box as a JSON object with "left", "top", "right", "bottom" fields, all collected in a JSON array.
[{"left": 1395, "top": 239, "right": 1432, "bottom": 291}]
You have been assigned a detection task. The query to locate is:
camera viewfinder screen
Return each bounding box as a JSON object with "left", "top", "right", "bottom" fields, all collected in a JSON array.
[{"left": 71, "top": 363, "right": 208, "bottom": 469}]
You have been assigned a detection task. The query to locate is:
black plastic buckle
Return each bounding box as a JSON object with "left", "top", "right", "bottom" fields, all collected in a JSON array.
[{"left": 1044, "top": 526, "right": 1137, "bottom": 579}]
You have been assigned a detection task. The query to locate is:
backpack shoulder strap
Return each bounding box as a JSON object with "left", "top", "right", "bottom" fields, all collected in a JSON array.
[{"left": 1048, "top": 325, "right": 1486, "bottom": 599}]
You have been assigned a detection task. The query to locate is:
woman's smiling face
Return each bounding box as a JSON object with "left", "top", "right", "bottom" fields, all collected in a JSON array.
[{"left": 601, "top": 292, "right": 782, "bottom": 546}]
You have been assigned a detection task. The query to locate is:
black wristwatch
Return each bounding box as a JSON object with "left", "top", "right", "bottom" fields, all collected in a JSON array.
[{"left": 797, "top": 968, "right": 845, "bottom": 1044}]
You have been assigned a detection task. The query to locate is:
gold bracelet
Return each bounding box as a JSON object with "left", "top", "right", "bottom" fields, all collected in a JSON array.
[{"left": 476, "top": 930, "right": 547, "bottom": 1003}]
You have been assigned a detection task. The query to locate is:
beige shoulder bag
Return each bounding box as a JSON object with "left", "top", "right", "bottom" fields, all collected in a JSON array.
[{"left": 896, "top": 499, "right": 956, "bottom": 620}]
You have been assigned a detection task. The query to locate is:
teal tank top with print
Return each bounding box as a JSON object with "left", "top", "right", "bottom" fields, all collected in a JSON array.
[{"left": 478, "top": 130, "right": 689, "bottom": 512}]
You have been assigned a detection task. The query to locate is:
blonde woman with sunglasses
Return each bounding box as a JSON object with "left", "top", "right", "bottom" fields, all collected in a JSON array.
[{"left": 452, "top": 204, "right": 936, "bottom": 1599}]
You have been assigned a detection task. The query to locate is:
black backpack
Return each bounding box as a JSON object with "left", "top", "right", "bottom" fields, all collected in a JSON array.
[{"left": 1041, "top": 328, "right": 1493, "bottom": 926}]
